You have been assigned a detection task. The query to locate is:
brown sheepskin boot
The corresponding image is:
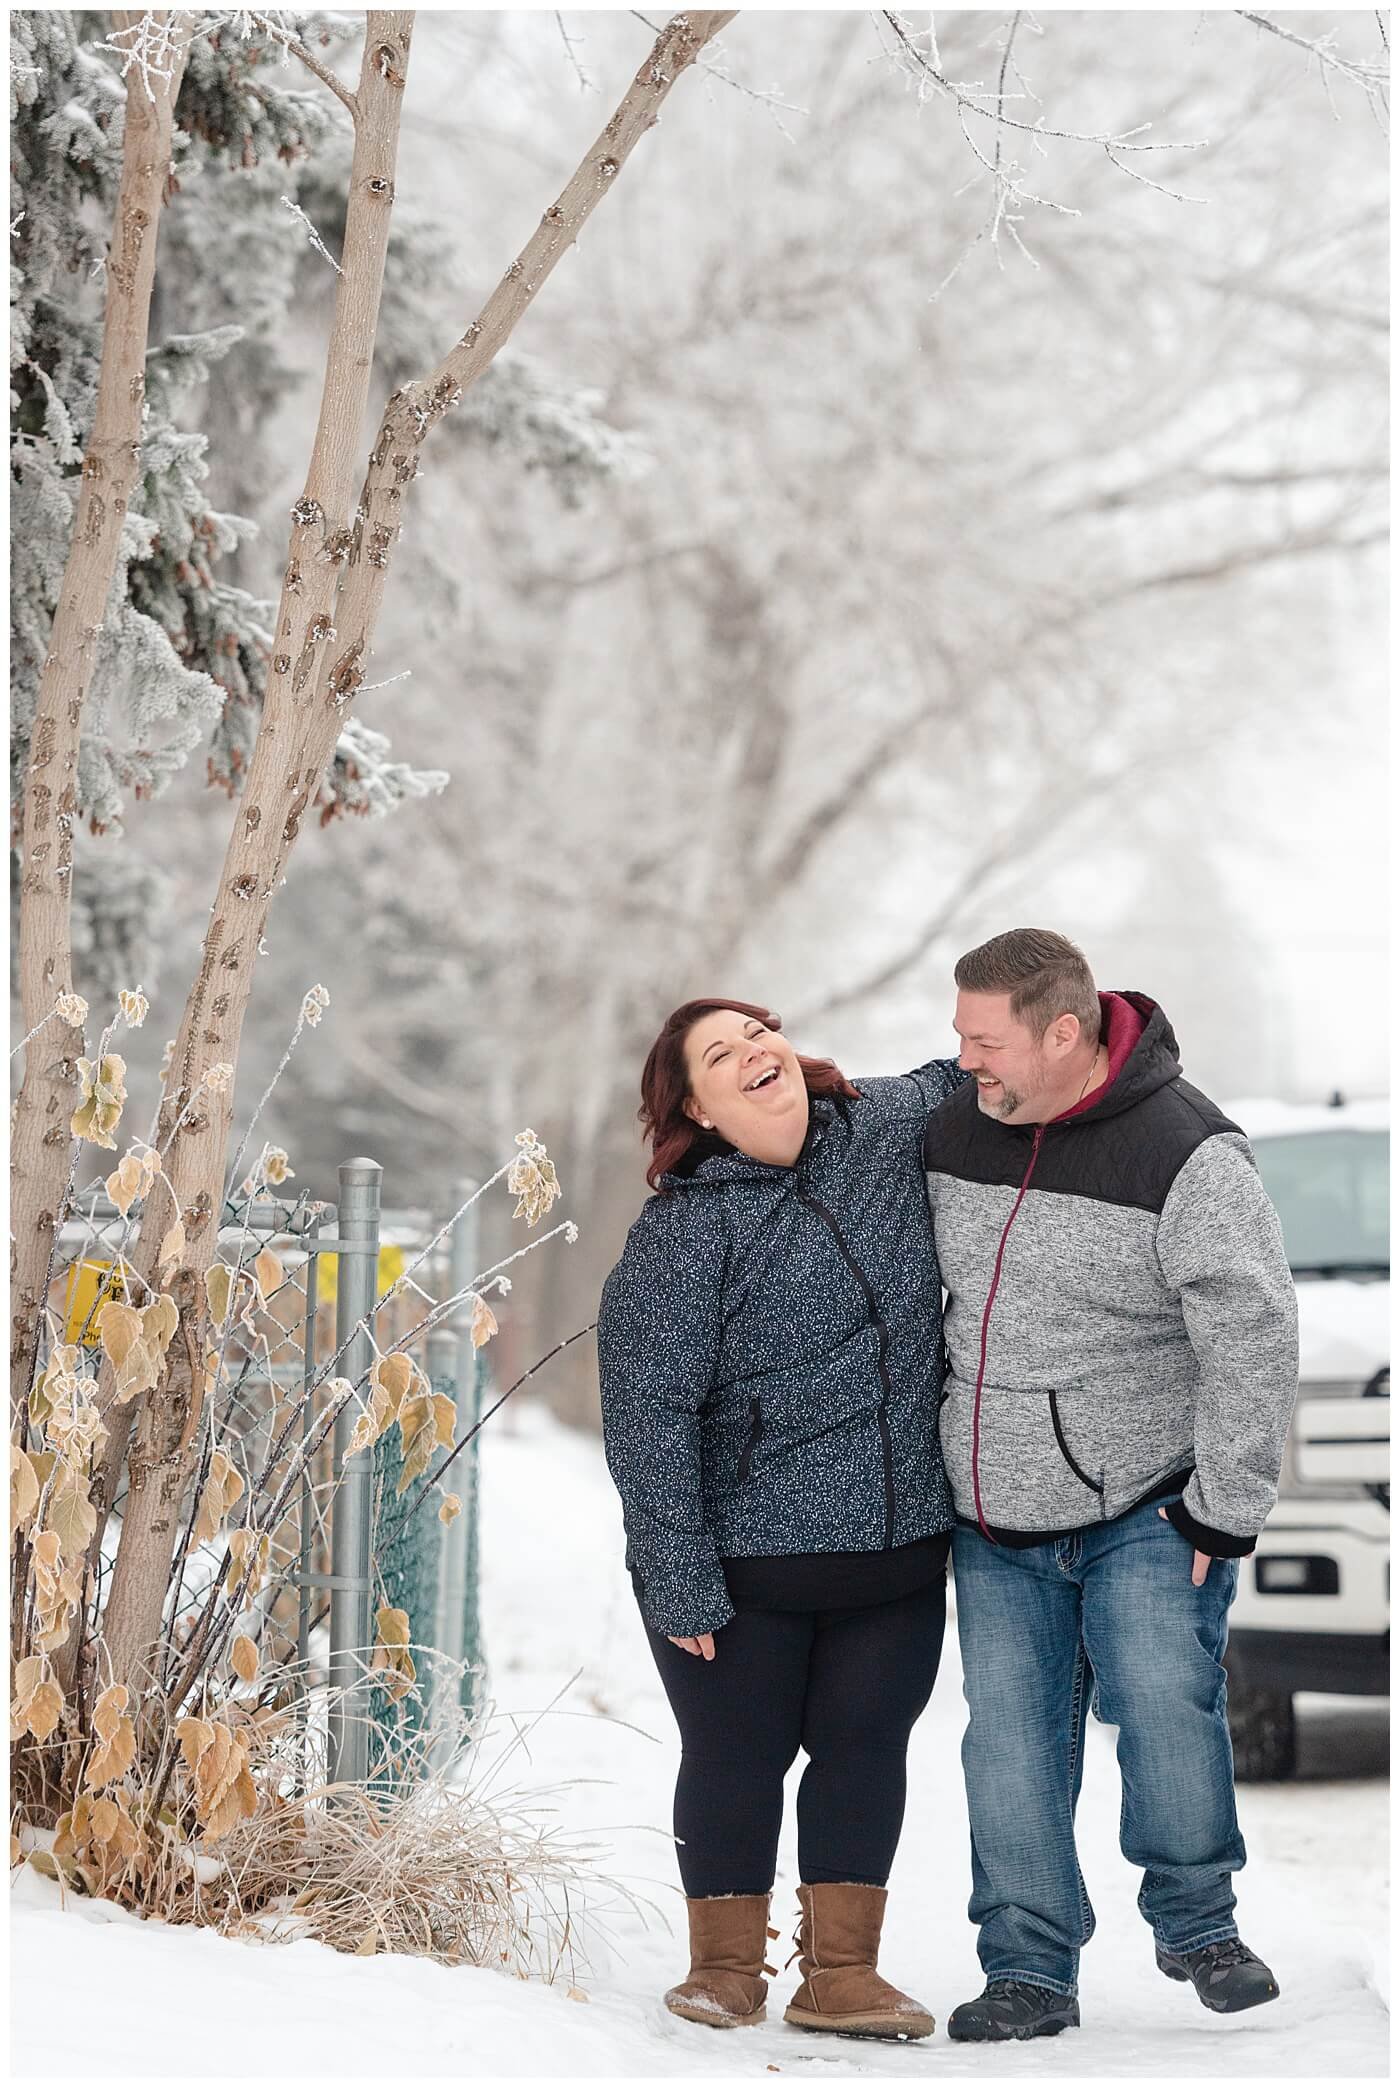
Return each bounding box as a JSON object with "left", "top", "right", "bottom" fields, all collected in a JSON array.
[
  {"left": 783, "top": 1882, "right": 936, "bottom": 2040},
  {"left": 663, "top": 1892, "right": 777, "bottom": 2028}
]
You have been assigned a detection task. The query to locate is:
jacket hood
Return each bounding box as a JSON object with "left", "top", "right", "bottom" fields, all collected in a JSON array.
[{"left": 1054, "top": 991, "right": 1181, "bottom": 1126}]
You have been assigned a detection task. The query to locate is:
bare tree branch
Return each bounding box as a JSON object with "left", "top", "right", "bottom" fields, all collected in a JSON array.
[
  {"left": 1195, "top": 273, "right": 1388, "bottom": 334},
  {"left": 1237, "top": 11, "right": 1390, "bottom": 123},
  {"left": 990, "top": 11, "right": 1023, "bottom": 182},
  {"left": 879, "top": 8, "right": 1209, "bottom": 219},
  {"left": 278, "top": 192, "right": 344, "bottom": 273},
  {"left": 1096, "top": 523, "right": 1387, "bottom": 598},
  {"left": 248, "top": 11, "right": 360, "bottom": 117},
  {"left": 632, "top": 9, "right": 806, "bottom": 128},
  {"left": 761, "top": 496, "right": 1382, "bottom": 912},
  {"left": 789, "top": 738, "right": 1199, "bottom": 1028},
  {"left": 553, "top": 11, "right": 596, "bottom": 94},
  {"left": 336, "top": 1029, "right": 466, "bottom": 1129},
  {"left": 759, "top": 663, "right": 960, "bottom": 896},
  {"left": 527, "top": 538, "right": 709, "bottom": 590},
  {"left": 1051, "top": 459, "right": 1387, "bottom": 520}
]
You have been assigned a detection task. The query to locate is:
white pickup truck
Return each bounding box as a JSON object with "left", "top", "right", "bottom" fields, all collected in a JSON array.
[{"left": 1223, "top": 1096, "right": 1390, "bottom": 1779}]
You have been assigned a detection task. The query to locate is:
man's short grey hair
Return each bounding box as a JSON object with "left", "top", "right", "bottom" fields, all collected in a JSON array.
[{"left": 955, "top": 928, "right": 1101, "bottom": 1047}]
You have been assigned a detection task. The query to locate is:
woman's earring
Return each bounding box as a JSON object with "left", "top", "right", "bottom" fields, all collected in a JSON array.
[{"left": 702, "top": 1119, "right": 712, "bottom": 1128}]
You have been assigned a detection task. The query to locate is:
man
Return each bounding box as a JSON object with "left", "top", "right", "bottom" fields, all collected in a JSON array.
[{"left": 923, "top": 928, "right": 1298, "bottom": 2041}]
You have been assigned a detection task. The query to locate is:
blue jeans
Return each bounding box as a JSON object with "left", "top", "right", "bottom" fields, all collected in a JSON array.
[{"left": 952, "top": 1497, "right": 1245, "bottom": 1997}]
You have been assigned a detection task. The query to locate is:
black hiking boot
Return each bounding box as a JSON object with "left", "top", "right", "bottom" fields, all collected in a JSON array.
[
  {"left": 946, "top": 1979, "right": 1081, "bottom": 2042},
  {"left": 1156, "top": 1936, "right": 1279, "bottom": 2014}
]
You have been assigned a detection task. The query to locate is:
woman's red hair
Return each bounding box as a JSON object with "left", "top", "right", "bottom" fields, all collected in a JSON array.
[{"left": 639, "top": 997, "right": 861, "bottom": 1191}]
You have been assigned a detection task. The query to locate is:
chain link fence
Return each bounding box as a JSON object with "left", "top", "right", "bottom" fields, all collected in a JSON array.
[{"left": 52, "top": 1157, "right": 489, "bottom": 1789}]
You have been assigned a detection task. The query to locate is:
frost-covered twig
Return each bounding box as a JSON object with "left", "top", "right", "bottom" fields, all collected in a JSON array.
[
  {"left": 554, "top": 11, "right": 597, "bottom": 93},
  {"left": 223, "top": 985, "right": 329, "bottom": 1200},
  {"left": 989, "top": 10, "right": 1022, "bottom": 185},
  {"left": 96, "top": 12, "right": 192, "bottom": 97},
  {"left": 164, "top": 1375, "right": 358, "bottom": 1713},
  {"left": 880, "top": 5, "right": 1208, "bottom": 277},
  {"left": 394, "top": 1322, "right": 600, "bottom": 1533},
  {"left": 354, "top": 668, "right": 413, "bottom": 697},
  {"left": 1237, "top": 11, "right": 1390, "bottom": 125},
  {"left": 280, "top": 194, "right": 344, "bottom": 275},
  {"left": 159, "top": 1241, "right": 298, "bottom": 1658},
  {"left": 252, "top": 1138, "right": 566, "bottom": 1510},
  {"left": 333, "top": 1128, "right": 556, "bottom": 1360},
  {"left": 632, "top": 10, "right": 807, "bottom": 134},
  {"left": 243, "top": 11, "right": 360, "bottom": 117},
  {"left": 100, "top": 9, "right": 358, "bottom": 119},
  {"left": 300, "top": 1198, "right": 570, "bottom": 1416},
  {"left": 10, "top": 990, "right": 86, "bottom": 1060},
  {"left": 449, "top": 1218, "right": 580, "bottom": 1305},
  {"left": 365, "top": 1219, "right": 580, "bottom": 1394},
  {"left": 882, "top": 10, "right": 1205, "bottom": 160}
]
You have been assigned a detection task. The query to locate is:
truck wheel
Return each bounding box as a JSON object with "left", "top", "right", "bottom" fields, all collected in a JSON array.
[{"left": 1225, "top": 1669, "right": 1297, "bottom": 1782}]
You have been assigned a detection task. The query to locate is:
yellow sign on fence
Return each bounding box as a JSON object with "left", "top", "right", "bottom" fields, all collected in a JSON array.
[
  {"left": 61, "top": 1259, "right": 123, "bottom": 1345},
  {"left": 309, "top": 1242, "right": 407, "bottom": 1308},
  {"left": 59, "top": 1244, "right": 406, "bottom": 1340}
]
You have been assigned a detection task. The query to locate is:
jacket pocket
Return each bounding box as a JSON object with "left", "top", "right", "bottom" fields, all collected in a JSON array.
[
  {"left": 940, "top": 1377, "right": 1109, "bottom": 1530},
  {"left": 1047, "top": 1390, "right": 1104, "bottom": 1497},
  {"left": 736, "top": 1397, "right": 763, "bottom": 1483}
]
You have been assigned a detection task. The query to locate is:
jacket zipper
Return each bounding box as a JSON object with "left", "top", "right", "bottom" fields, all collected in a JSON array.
[
  {"left": 798, "top": 1190, "right": 896, "bottom": 1551},
  {"left": 736, "top": 1396, "right": 763, "bottom": 1482},
  {"left": 970, "top": 1126, "right": 1045, "bottom": 1543}
]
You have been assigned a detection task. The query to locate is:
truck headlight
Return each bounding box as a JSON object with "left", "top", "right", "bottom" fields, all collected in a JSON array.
[{"left": 1254, "top": 1555, "right": 1340, "bottom": 1595}]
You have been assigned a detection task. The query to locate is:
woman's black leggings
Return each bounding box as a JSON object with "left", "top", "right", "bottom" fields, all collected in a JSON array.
[{"left": 642, "top": 1576, "right": 947, "bottom": 1898}]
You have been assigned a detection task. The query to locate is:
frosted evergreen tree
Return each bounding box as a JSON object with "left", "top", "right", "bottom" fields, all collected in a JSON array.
[
  {"left": 10, "top": 10, "right": 644, "bottom": 991},
  {"left": 10, "top": 10, "right": 455, "bottom": 989},
  {"left": 10, "top": 12, "right": 334, "bottom": 977}
]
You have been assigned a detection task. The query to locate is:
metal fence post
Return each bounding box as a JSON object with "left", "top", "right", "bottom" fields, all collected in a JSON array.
[
  {"left": 434, "top": 1180, "right": 480, "bottom": 1740},
  {"left": 328, "top": 1157, "right": 381, "bottom": 1788},
  {"left": 295, "top": 1207, "right": 325, "bottom": 1794}
]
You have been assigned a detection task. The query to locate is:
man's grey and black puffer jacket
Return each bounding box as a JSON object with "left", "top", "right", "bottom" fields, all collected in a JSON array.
[
  {"left": 598, "top": 1059, "right": 964, "bottom": 1638},
  {"left": 925, "top": 992, "right": 1299, "bottom": 1558}
]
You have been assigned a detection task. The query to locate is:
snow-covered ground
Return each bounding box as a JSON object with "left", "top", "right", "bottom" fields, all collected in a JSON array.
[{"left": 12, "top": 1402, "right": 1390, "bottom": 2080}]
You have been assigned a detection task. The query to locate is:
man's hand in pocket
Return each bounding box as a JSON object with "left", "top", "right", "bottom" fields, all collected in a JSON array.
[{"left": 1159, "top": 1507, "right": 1211, "bottom": 1586}]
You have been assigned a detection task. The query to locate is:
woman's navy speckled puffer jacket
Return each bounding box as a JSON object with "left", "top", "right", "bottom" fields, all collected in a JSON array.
[{"left": 597, "top": 1059, "right": 964, "bottom": 1637}]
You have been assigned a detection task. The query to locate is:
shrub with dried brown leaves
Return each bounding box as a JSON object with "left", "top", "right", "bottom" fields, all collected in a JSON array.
[
  {"left": 20, "top": 1661, "right": 646, "bottom": 1985},
  {"left": 13, "top": 1006, "right": 593, "bottom": 1977}
]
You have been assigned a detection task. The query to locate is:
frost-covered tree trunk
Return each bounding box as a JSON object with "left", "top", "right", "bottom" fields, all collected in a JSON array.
[
  {"left": 10, "top": 14, "right": 190, "bottom": 1417},
  {"left": 101, "top": 6, "right": 736, "bottom": 1700},
  {"left": 98, "top": 10, "right": 416, "bottom": 1696}
]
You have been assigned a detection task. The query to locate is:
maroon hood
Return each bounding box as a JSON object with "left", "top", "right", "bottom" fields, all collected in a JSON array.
[{"left": 1051, "top": 991, "right": 1172, "bottom": 1125}]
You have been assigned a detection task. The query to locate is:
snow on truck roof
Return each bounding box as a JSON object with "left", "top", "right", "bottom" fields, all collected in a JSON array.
[{"left": 1224, "top": 1096, "right": 1390, "bottom": 1138}]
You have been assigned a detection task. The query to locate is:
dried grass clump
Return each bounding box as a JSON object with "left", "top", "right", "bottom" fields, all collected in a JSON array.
[
  {"left": 219, "top": 1763, "right": 611, "bottom": 1977},
  {"left": 18, "top": 1659, "right": 641, "bottom": 1988}
]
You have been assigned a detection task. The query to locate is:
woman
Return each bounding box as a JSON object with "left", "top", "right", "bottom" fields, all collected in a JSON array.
[{"left": 597, "top": 997, "right": 964, "bottom": 2039}]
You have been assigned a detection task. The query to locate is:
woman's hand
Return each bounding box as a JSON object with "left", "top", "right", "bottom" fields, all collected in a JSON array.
[{"left": 668, "top": 1633, "right": 716, "bottom": 1660}]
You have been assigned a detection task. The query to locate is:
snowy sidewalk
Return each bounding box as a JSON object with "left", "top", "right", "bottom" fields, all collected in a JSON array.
[{"left": 11, "top": 1402, "right": 1389, "bottom": 2080}]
